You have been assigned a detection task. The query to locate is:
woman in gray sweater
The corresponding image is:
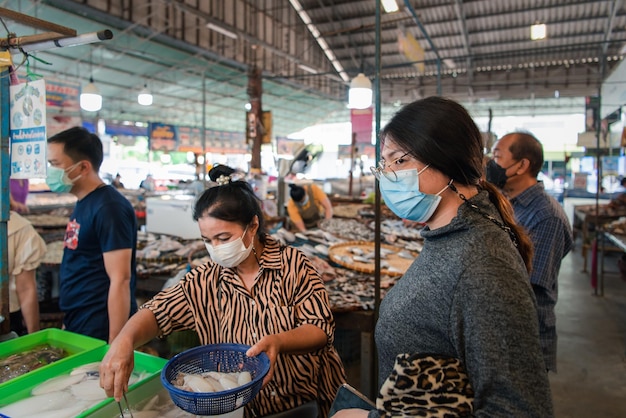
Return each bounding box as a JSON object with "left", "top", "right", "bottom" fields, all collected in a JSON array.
[{"left": 334, "top": 97, "right": 552, "bottom": 417}]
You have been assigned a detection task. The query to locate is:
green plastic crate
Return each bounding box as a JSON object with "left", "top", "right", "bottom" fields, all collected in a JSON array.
[
  {"left": 0, "top": 328, "right": 106, "bottom": 389},
  {"left": 0, "top": 345, "right": 166, "bottom": 417}
]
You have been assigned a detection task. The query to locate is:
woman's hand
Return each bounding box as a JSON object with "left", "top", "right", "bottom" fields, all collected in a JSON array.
[
  {"left": 99, "top": 336, "right": 135, "bottom": 401},
  {"left": 246, "top": 334, "right": 281, "bottom": 386}
]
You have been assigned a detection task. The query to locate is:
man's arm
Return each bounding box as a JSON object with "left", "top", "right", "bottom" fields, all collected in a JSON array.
[
  {"left": 15, "top": 269, "right": 40, "bottom": 333},
  {"left": 312, "top": 184, "right": 333, "bottom": 220},
  {"left": 103, "top": 248, "right": 133, "bottom": 343},
  {"left": 321, "top": 195, "right": 333, "bottom": 220}
]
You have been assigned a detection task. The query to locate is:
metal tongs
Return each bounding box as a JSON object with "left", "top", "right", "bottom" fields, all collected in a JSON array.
[{"left": 116, "top": 392, "right": 134, "bottom": 418}]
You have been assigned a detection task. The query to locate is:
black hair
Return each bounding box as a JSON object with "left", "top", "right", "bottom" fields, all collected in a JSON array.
[
  {"left": 47, "top": 126, "right": 104, "bottom": 171},
  {"left": 210, "top": 164, "right": 236, "bottom": 179},
  {"left": 504, "top": 132, "right": 544, "bottom": 178},
  {"left": 193, "top": 165, "right": 267, "bottom": 244},
  {"left": 381, "top": 96, "right": 533, "bottom": 272},
  {"left": 289, "top": 184, "right": 305, "bottom": 202}
]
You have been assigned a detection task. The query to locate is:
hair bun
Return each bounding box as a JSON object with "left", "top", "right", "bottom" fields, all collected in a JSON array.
[{"left": 208, "top": 164, "right": 236, "bottom": 182}]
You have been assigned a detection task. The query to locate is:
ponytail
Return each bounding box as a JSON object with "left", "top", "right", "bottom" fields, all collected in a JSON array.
[{"left": 480, "top": 180, "right": 534, "bottom": 272}]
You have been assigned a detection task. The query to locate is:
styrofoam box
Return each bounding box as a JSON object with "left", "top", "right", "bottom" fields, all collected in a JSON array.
[{"left": 146, "top": 195, "right": 200, "bottom": 240}]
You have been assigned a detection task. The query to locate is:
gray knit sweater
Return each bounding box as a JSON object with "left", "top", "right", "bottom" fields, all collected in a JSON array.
[{"left": 373, "top": 191, "right": 553, "bottom": 417}]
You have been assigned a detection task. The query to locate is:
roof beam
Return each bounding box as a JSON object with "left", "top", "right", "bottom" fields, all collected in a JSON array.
[{"left": 452, "top": 0, "right": 473, "bottom": 97}]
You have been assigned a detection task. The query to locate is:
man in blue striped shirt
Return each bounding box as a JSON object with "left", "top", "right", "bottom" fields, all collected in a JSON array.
[{"left": 487, "top": 132, "right": 573, "bottom": 372}]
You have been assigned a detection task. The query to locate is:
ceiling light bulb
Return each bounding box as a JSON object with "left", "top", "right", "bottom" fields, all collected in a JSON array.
[
  {"left": 138, "top": 84, "right": 153, "bottom": 106},
  {"left": 348, "top": 73, "right": 372, "bottom": 109},
  {"left": 80, "top": 77, "right": 102, "bottom": 112},
  {"left": 530, "top": 23, "right": 546, "bottom": 41}
]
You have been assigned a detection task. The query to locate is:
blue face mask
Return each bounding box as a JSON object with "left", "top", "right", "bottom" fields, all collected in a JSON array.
[
  {"left": 46, "top": 162, "right": 81, "bottom": 193},
  {"left": 378, "top": 167, "right": 449, "bottom": 223}
]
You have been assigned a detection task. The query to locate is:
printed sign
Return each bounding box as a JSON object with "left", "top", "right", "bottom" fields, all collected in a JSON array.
[{"left": 10, "top": 79, "right": 47, "bottom": 179}]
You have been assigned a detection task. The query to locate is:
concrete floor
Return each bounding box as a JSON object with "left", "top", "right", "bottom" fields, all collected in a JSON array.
[{"left": 549, "top": 243, "right": 626, "bottom": 417}]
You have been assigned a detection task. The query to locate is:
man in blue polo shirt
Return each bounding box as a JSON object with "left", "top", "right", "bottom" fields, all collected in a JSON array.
[
  {"left": 487, "top": 131, "right": 573, "bottom": 372},
  {"left": 46, "top": 127, "right": 137, "bottom": 342}
]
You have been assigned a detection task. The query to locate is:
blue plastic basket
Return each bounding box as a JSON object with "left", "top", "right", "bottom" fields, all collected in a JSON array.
[{"left": 161, "top": 343, "right": 270, "bottom": 416}]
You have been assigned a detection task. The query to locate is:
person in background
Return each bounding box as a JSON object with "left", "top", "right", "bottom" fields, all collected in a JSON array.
[
  {"left": 9, "top": 178, "right": 29, "bottom": 214},
  {"left": 111, "top": 173, "right": 125, "bottom": 189},
  {"left": 334, "top": 97, "right": 552, "bottom": 417},
  {"left": 46, "top": 127, "right": 138, "bottom": 342},
  {"left": 4, "top": 211, "right": 47, "bottom": 335},
  {"left": 139, "top": 174, "right": 155, "bottom": 192},
  {"left": 189, "top": 174, "right": 206, "bottom": 196},
  {"left": 608, "top": 177, "right": 626, "bottom": 210},
  {"left": 287, "top": 183, "right": 333, "bottom": 232},
  {"left": 487, "top": 132, "right": 573, "bottom": 372},
  {"left": 100, "top": 166, "right": 346, "bottom": 417}
]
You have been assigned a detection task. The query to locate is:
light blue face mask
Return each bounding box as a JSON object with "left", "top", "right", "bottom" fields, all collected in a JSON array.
[
  {"left": 46, "top": 162, "right": 81, "bottom": 194},
  {"left": 378, "top": 166, "right": 449, "bottom": 222}
]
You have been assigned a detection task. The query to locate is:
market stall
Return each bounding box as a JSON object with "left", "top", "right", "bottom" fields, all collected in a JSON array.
[{"left": 572, "top": 203, "right": 626, "bottom": 272}]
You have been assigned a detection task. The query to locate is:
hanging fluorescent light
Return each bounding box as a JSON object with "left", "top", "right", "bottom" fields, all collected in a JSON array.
[
  {"left": 381, "top": 0, "right": 399, "bottom": 13},
  {"left": 80, "top": 77, "right": 102, "bottom": 112},
  {"left": 206, "top": 22, "right": 238, "bottom": 39},
  {"left": 138, "top": 84, "right": 153, "bottom": 106},
  {"left": 530, "top": 22, "right": 546, "bottom": 40},
  {"left": 348, "top": 73, "right": 372, "bottom": 109}
]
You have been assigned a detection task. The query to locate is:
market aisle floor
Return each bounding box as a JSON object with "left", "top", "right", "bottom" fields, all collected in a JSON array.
[{"left": 549, "top": 242, "right": 626, "bottom": 417}]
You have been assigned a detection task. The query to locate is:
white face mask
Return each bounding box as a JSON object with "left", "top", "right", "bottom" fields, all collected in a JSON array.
[{"left": 204, "top": 226, "right": 253, "bottom": 268}]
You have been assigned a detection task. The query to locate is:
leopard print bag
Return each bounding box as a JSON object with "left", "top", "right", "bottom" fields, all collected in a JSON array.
[{"left": 376, "top": 353, "right": 474, "bottom": 417}]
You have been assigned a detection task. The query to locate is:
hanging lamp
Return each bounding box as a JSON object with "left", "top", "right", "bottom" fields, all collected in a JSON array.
[
  {"left": 138, "top": 84, "right": 153, "bottom": 106},
  {"left": 80, "top": 76, "right": 102, "bottom": 112},
  {"left": 348, "top": 73, "right": 372, "bottom": 109}
]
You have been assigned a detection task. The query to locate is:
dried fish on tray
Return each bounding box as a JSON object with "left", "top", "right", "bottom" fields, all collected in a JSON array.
[
  {"left": 325, "top": 269, "right": 397, "bottom": 312},
  {"left": 41, "top": 241, "right": 64, "bottom": 265},
  {"left": 332, "top": 203, "right": 372, "bottom": 219},
  {"left": 369, "top": 219, "right": 424, "bottom": 241},
  {"left": 319, "top": 218, "right": 374, "bottom": 242},
  {"left": 328, "top": 240, "right": 418, "bottom": 277}
]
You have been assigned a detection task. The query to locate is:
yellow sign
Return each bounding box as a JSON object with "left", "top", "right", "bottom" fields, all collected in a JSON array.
[{"left": 398, "top": 30, "right": 425, "bottom": 74}]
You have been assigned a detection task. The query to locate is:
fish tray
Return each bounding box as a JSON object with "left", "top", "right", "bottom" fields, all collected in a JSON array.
[
  {"left": 328, "top": 241, "right": 417, "bottom": 277},
  {"left": 0, "top": 328, "right": 106, "bottom": 390},
  {"left": 0, "top": 344, "right": 166, "bottom": 417}
]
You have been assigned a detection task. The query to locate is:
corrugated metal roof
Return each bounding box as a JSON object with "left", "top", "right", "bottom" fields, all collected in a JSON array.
[{"left": 1, "top": 0, "right": 624, "bottom": 135}]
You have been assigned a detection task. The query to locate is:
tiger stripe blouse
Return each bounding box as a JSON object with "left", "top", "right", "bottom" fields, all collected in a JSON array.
[{"left": 142, "top": 235, "right": 346, "bottom": 417}]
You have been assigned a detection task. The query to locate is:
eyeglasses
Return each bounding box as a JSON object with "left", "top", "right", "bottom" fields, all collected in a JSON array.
[{"left": 370, "top": 151, "right": 411, "bottom": 181}]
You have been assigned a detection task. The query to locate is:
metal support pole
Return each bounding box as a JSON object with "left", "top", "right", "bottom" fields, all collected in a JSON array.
[
  {"left": 1, "top": 66, "right": 11, "bottom": 336},
  {"left": 371, "top": 0, "right": 382, "bottom": 398},
  {"left": 202, "top": 72, "right": 207, "bottom": 185}
]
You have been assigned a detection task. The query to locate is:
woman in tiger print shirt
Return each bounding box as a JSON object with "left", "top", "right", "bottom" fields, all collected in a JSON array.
[{"left": 99, "top": 172, "right": 346, "bottom": 417}]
